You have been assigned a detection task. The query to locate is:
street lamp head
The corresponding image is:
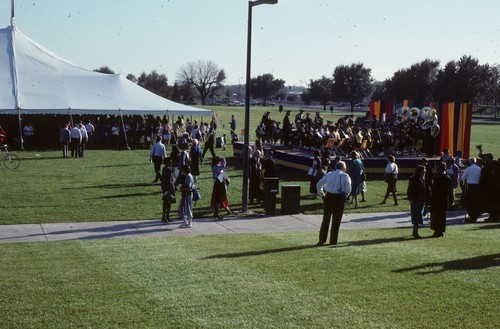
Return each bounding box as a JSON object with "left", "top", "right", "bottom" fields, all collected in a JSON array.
[{"left": 251, "top": 0, "right": 278, "bottom": 7}]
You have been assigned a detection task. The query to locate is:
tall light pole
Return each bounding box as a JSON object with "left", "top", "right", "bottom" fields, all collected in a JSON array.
[{"left": 242, "top": 0, "right": 278, "bottom": 213}]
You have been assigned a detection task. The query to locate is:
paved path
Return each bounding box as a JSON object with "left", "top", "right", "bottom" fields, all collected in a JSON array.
[{"left": 0, "top": 211, "right": 474, "bottom": 244}]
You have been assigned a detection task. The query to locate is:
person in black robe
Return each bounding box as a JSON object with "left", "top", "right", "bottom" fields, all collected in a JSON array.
[
  {"left": 282, "top": 111, "right": 292, "bottom": 146},
  {"left": 430, "top": 162, "right": 454, "bottom": 237},
  {"left": 161, "top": 157, "right": 176, "bottom": 223},
  {"left": 249, "top": 150, "right": 264, "bottom": 204}
]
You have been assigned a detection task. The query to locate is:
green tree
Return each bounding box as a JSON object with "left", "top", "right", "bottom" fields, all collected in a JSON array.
[
  {"left": 491, "top": 64, "right": 500, "bottom": 106},
  {"left": 94, "top": 66, "right": 115, "bottom": 74},
  {"left": 126, "top": 73, "right": 137, "bottom": 83},
  {"left": 250, "top": 73, "right": 285, "bottom": 105},
  {"left": 170, "top": 81, "right": 195, "bottom": 104},
  {"left": 177, "top": 60, "right": 226, "bottom": 105},
  {"left": 434, "top": 55, "right": 491, "bottom": 103},
  {"left": 332, "top": 63, "right": 374, "bottom": 112},
  {"left": 390, "top": 59, "right": 440, "bottom": 103},
  {"left": 137, "top": 70, "right": 170, "bottom": 99},
  {"left": 302, "top": 76, "right": 333, "bottom": 110},
  {"left": 371, "top": 80, "right": 388, "bottom": 101}
]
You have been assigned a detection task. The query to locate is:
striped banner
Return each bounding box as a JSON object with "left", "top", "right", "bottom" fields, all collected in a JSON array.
[
  {"left": 438, "top": 102, "right": 472, "bottom": 158},
  {"left": 369, "top": 101, "right": 381, "bottom": 119}
]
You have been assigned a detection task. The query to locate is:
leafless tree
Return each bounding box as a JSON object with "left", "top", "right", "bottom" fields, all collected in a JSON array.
[{"left": 177, "top": 60, "right": 226, "bottom": 105}]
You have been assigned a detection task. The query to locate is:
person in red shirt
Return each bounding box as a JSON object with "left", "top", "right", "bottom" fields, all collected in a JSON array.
[{"left": 0, "top": 125, "right": 6, "bottom": 144}]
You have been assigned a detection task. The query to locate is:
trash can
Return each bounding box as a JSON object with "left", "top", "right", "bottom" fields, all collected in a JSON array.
[
  {"left": 281, "top": 185, "right": 300, "bottom": 215},
  {"left": 216, "top": 136, "right": 223, "bottom": 148},
  {"left": 264, "top": 177, "right": 279, "bottom": 215}
]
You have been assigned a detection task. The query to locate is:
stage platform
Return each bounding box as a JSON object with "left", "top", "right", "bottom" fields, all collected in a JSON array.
[{"left": 232, "top": 141, "right": 440, "bottom": 180}]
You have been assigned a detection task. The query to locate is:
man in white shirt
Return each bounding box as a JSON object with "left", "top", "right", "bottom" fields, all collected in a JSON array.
[
  {"left": 78, "top": 123, "right": 88, "bottom": 157},
  {"left": 70, "top": 125, "right": 82, "bottom": 158},
  {"left": 316, "top": 161, "right": 352, "bottom": 246},
  {"left": 149, "top": 135, "right": 167, "bottom": 183},
  {"left": 84, "top": 120, "right": 96, "bottom": 148},
  {"left": 461, "top": 157, "right": 482, "bottom": 222},
  {"left": 22, "top": 122, "right": 34, "bottom": 149}
]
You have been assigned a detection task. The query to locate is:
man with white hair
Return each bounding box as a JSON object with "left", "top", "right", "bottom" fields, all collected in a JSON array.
[
  {"left": 316, "top": 161, "right": 352, "bottom": 246},
  {"left": 461, "top": 157, "right": 482, "bottom": 222},
  {"left": 78, "top": 123, "right": 88, "bottom": 157}
]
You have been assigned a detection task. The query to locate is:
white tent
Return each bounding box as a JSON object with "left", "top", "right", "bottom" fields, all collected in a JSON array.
[{"left": 0, "top": 24, "right": 212, "bottom": 117}]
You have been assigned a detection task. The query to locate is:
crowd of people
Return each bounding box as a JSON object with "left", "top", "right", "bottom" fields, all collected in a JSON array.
[
  {"left": 3, "top": 110, "right": 498, "bottom": 241},
  {"left": 147, "top": 114, "right": 233, "bottom": 228},
  {"left": 255, "top": 108, "right": 439, "bottom": 157},
  {"left": 0, "top": 113, "right": 227, "bottom": 153},
  {"left": 314, "top": 149, "right": 499, "bottom": 246}
]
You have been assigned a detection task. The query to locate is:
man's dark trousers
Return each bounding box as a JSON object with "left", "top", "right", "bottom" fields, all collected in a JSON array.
[{"left": 319, "top": 193, "right": 345, "bottom": 245}]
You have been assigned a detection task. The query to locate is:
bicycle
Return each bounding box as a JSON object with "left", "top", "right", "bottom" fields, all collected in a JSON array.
[{"left": 1, "top": 144, "right": 20, "bottom": 169}]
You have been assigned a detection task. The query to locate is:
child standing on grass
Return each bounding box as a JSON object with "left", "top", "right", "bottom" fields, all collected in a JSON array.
[{"left": 177, "top": 165, "right": 194, "bottom": 228}]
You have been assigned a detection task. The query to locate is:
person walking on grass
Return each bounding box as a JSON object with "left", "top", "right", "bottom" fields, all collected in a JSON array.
[
  {"left": 149, "top": 135, "right": 166, "bottom": 183},
  {"left": 202, "top": 128, "right": 216, "bottom": 160},
  {"left": 381, "top": 155, "right": 399, "bottom": 206},
  {"left": 407, "top": 165, "right": 427, "bottom": 239},
  {"left": 58, "top": 123, "right": 71, "bottom": 158},
  {"left": 316, "top": 161, "right": 352, "bottom": 246},
  {"left": 210, "top": 156, "right": 232, "bottom": 220}
]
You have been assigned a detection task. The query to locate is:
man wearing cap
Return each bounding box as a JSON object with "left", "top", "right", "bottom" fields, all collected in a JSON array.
[{"left": 316, "top": 161, "right": 351, "bottom": 246}]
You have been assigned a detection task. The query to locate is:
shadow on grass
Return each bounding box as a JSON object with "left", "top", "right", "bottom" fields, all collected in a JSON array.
[
  {"left": 204, "top": 244, "right": 317, "bottom": 259},
  {"left": 63, "top": 182, "right": 155, "bottom": 190},
  {"left": 92, "top": 191, "right": 158, "bottom": 199},
  {"left": 393, "top": 253, "right": 500, "bottom": 275},
  {"left": 17, "top": 156, "right": 70, "bottom": 161},
  {"left": 0, "top": 219, "right": 174, "bottom": 242},
  {"left": 470, "top": 223, "right": 500, "bottom": 230},
  {"left": 204, "top": 235, "right": 415, "bottom": 259},
  {"left": 96, "top": 163, "right": 144, "bottom": 168}
]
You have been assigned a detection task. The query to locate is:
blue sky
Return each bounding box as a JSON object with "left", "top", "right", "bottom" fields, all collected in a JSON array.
[{"left": 2, "top": 0, "right": 499, "bottom": 86}]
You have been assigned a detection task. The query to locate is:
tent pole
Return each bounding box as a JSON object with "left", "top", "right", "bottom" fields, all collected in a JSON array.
[
  {"left": 17, "top": 107, "right": 24, "bottom": 151},
  {"left": 11, "top": 0, "right": 15, "bottom": 21},
  {"left": 69, "top": 108, "right": 74, "bottom": 127},
  {"left": 119, "top": 110, "right": 130, "bottom": 150}
]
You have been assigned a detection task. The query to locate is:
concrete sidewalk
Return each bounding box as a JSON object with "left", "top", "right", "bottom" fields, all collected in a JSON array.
[{"left": 0, "top": 211, "right": 470, "bottom": 244}]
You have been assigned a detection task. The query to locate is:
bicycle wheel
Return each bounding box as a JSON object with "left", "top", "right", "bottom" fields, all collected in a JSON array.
[{"left": 4, "top": 153, "right": 20, "bottom": 169}]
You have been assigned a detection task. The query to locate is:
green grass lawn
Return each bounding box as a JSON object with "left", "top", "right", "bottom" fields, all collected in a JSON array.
[
  {"left": 1, "top": 225, "right": 498, "bottom": 328},
  {"left": 0, "top": 147, "right": 415, "bottom": 224},
  {"left": 1, "top": 106, "right": 499, "bottom": 225}
]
